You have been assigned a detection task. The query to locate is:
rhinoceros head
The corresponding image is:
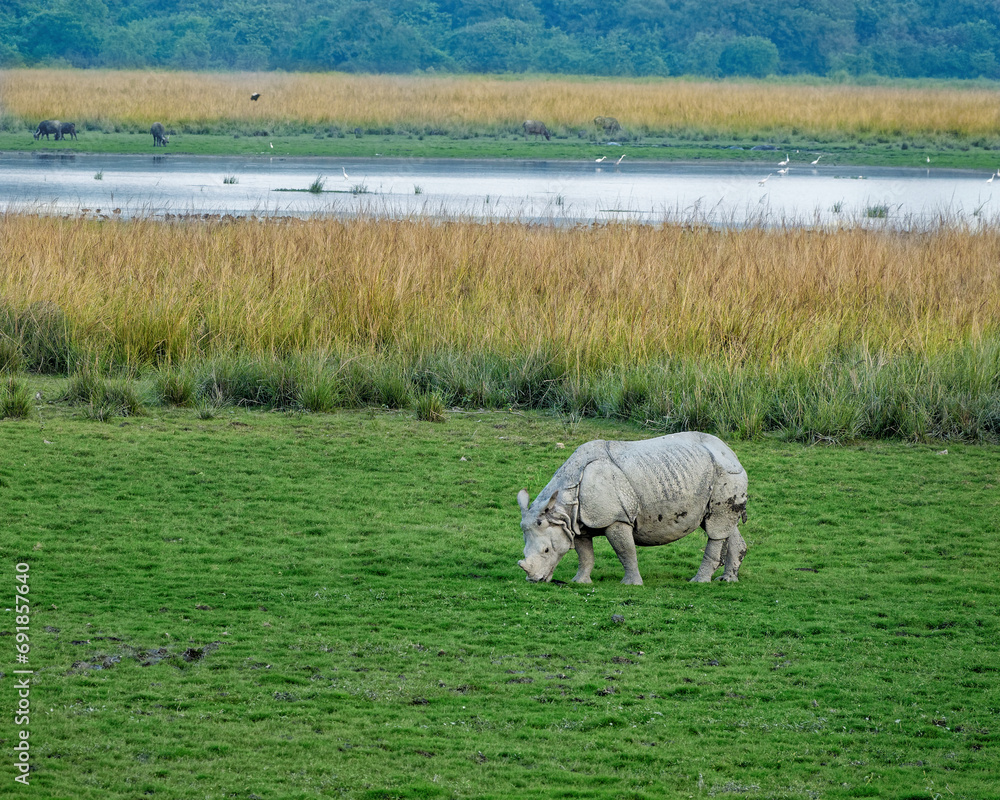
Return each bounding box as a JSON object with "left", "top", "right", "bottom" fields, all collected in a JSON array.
[{"left": 517, "top": 488, "right": 576, "bottom": 582}]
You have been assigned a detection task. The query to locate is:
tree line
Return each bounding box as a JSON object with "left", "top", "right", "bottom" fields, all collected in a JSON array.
[{"left": 2, "top": 0, "right": 1000, "bottom": 80}]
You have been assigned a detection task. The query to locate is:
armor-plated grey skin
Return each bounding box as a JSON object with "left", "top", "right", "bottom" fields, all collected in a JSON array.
[
  {"left": 150, "top": 122, "right": 169, "bottom": 147},
  {"left": 517, "top": 432, "right": 748, "bottom": 585},
  {"left": 522, "top": 119, "right": 551, "bottom": 140},
  {"left": 59, "top": 122, "right": 77, "bottom": 140},
  {"left": 34, "top": 120, "right": 61, "bottom": 140}
]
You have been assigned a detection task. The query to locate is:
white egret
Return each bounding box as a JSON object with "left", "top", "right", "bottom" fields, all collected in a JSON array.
[
  {"left": 758, "top": 173, "right": 773, "bottom": 186},
  {"left": 778, "top": 154, "right": 790, "bottom": 166},
  {"left": 811, "top": 155, "right": 822, "bottom": 165}
]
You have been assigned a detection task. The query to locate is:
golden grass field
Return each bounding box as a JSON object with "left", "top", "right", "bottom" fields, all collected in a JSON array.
[
  {"left": 2, "top": 213, "right": 998, "bottom": 371},
  {"left": 4, "top": 69, "right": 1000, "bottom": 136}
]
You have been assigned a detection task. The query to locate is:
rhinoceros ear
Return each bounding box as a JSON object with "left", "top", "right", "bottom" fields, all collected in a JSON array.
[
  {"left": 541, "top": 491, "right": 575, "bottom": 537},
  {"left": 517, "top": 488, "right": 531, "bottom": 513}
]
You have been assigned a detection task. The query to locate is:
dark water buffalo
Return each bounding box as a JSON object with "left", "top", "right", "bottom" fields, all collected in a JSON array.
[
  {"left": 59, "top": 122, "right": 77, "bottom": 140},
  {"left": 150, "top": 122, "right": 169, "bottom": 147},
  {"left": 523, "top": 119, "right": 551, "bottom": 140},
  {"left": 34, "top": 120, "right": 61, "bottom": 140},
  {"left": 593, "top": 115, "right": 622, "bottom": 133}
]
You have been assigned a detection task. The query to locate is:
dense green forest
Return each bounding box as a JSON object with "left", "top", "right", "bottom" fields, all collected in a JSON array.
[{"left": 2, "top": 0, "right": 999, "bottom": 80}]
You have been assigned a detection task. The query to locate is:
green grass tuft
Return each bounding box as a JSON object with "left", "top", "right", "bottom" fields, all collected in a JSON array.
[
  {"left": 65, "top": 366, "right": 146, "bottom": 419},
  {"left": 153, "top": 368, "right": 196, "bottom": 407},
  {"left": 415, "top": 390, "right": 446, "bottom": 422},
  {"left": 0, "top": 376, "right": 32, "bottom": 418},
  {"left": 0, "top": 301, "right": 76, "bottom": 374}
]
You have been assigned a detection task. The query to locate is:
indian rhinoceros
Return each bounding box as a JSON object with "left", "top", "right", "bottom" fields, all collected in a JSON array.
[{"left": 517, "top": 432, "right": 748, "bottom": 585}]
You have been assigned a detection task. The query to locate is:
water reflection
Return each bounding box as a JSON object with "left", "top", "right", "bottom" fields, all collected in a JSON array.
[{"left": 1, "top": 151, "right": 998, "bottom": 228}]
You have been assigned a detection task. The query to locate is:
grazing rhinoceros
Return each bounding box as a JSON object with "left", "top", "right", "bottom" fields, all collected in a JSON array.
[
  {"left": 34, "top": 120, "right": 61, "bottom": 140},
  {"left": 150, "top": 122, "right": 169, "bottom": 147},
  {"left": 59, "top": 122, "right": 77, "bottom": 140},
  {"left": 523, "top": 119, "right": 551, "bottom": 140},
  {"left": 517, "top": 432, "right": 748, "bottom": 585}
]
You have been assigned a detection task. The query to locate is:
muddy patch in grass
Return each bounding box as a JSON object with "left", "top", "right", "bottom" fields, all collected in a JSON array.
[{"left": 68, "top": 640, "right": 221, "bottom": 672}]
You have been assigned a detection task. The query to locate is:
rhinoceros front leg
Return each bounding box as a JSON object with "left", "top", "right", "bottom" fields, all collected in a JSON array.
[
  {"left": 691, "top": 536, "right": 724, "bottom": 583},
  {"left": 572, "top": 537, "right": 595, "bottom": 583},
  {"left": 718, "top": 529, "right": 747, "bottom": 582},
  {"left": 605, "top": 522, "right": 643, "bottom": 585}
]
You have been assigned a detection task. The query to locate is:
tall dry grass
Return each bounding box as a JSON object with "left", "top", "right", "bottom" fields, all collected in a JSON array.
[
  {"left": 1, "top": 213, "right": 999, "bottom": 371},
  {"left": 4, "top": 69, "right": 1000, "bottom": 137}
]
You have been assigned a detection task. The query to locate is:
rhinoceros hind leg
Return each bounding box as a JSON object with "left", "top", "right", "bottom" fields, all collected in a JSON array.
[
  {"left": 572, "top": 537, "right": 595, "bottom": 583},
  {"left": 691, "top": 536, "right": 724, "bottom": 583},
  {"left": 605, "top": 522, "right": 642, "bottom": 585},
  {"left": 717, "top": 529, "right": 747, "bottom": 582}
]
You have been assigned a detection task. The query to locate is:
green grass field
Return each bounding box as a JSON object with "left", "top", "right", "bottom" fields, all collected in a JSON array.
[
  {"left": 2, "top": 397, "right": 997, "bottom": 799},
  {"left": 4, "top": 128, "right": 1000, "bottom": 169}
]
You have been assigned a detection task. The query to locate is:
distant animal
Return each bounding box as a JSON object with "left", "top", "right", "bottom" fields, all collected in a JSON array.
[
  {"left": 517, "top": 432, "right": 749, "bottom": 585},
  {"left": 811, "top": 155, "right": 823, "bottom": 165},
  {"left": 250, "top": 92, "right": 261, "bottom": 101},
  {"left": 59, "top": 122, "right": 77, "bottom": 140},
  {"left": 150, "top": 122, "right": 169, "bottom": 147},
  {"left": 33, "top": 120, "right": 61, "bottom": 140},
  {"left": 593, "top": 115, "right": 622, "bottom": 133},
  {"left": 522, "top": 120, "right": 551, "bottom": 141}
]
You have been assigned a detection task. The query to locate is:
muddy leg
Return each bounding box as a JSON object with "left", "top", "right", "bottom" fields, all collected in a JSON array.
[
  {"left": 691, "top": 537, "right": 724, "bottom": 583},
  {"left": 573, "top": 537, "right": 595, "bottom": 583},
  {"left": 605, "top": 522, "right": 642, "bottom": 585},
  {"left": 718, "top": 529, "right": 747, "bottom": 582}
]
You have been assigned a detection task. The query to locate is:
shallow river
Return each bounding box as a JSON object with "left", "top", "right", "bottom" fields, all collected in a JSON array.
[{"left": 3, "top": 151, "right": 999, "bottom": 228}]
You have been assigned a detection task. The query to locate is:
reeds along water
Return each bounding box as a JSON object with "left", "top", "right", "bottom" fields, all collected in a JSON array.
[
  {"left": 4, "top": 69, "right": 1000, "bottom": 138},
  {"left": 1, "top": 213, "right": 999, "bottom": 440}
]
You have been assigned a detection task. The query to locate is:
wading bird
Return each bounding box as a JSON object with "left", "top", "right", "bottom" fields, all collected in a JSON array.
[
  {"left": 758, "top": 173, "right": 773, "bottom": 186},
  {"left": 595, "top": 156, "right": 606, "bottom": 163},
  {"left": 342, "top": 167, "right": 350, "bottom": 180},
  {"left": 778, "top": 154, "right": 790, "bottom": 166},
  {"left": 811, "top": 155, "right": 822, "bottom": 165},
  {"left": 616, "top": 153, "right": 626, "bottom": 165}
]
